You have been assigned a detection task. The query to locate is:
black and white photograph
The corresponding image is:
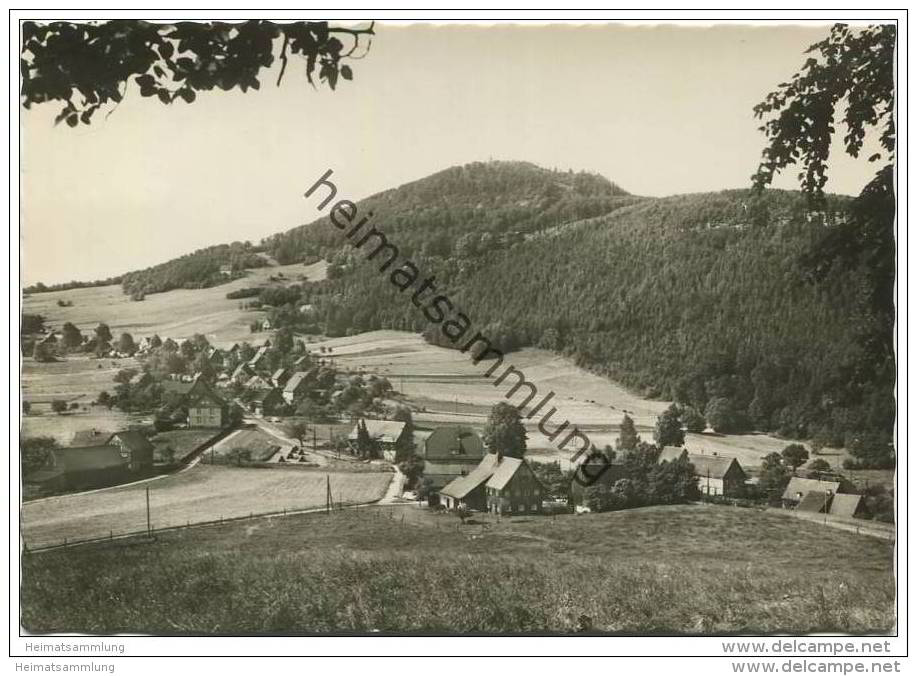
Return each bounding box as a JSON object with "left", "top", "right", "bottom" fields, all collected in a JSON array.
[{"left": 8, "top": 7, "right": 909, "bottom": 670}]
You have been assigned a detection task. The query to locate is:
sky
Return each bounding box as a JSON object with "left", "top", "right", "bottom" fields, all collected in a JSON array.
[{"left": 21, "top": 22, "right": 885, "bottom": 286}]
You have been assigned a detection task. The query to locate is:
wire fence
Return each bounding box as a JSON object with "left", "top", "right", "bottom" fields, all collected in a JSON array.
[{"left": 22, "top": 496, "right": 377, "bottom": 555}]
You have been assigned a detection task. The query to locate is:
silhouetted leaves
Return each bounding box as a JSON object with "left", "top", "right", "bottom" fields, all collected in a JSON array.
[{"left": 21, "top": 19, "right": 374, "bottom": 125}]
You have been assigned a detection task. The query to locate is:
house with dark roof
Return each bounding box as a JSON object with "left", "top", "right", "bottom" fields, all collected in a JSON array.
[
  {"left": 248, "top": 345, "right": 270, "bottom": 370},
  {"left": 231, "top": 362, "right": 255, "bottom": 383},
  {"left": 248, "top": 388, "right": 285, "bottom": 417},
  {"left": 271, "top": 368, "right": 291, "bottom": 388},
  {"left": 422, "top": 426, "right": 485, "bottom": 490},
  {"left": 245, "top": 375, "right": 273, "bottom": 391},
  {"left": 26, "top": 430, "right": 154, "bottom": 491}
]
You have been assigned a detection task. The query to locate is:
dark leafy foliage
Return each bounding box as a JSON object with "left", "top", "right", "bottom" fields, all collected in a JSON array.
[
  {"left": 752, "top": 23, "right": 895, "bottom": 204},
  {"left": 21, "top": 20, "right": 374, "bottom": 125}
]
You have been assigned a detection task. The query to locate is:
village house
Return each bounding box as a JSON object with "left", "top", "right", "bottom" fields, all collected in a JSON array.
[
  {"left": 347, "top": 419, "right": 409, "bottom": 461},
  {"left": 248, "top": 345, "right": 270, "bottom": 370},
  {"left": 160, "top": 377, "right": 228, "bottom": 428},
  {"left": 282, "top": 371, "right": 311, "bottom": 404},
  {"left": 248, "top": 388, "right": 285, "bottom": 417},
  {"left": 245, "top": 374, "right": 273, "bottom": 391},
  {"left": 26, "top": 429, "right": 154, "bottom": 491},
  {"left": 271, "top": 367, "right": 291, "bottom": 388},
  {"left": 439, "top": 453, "right": 545, "bottom": 515},
  {"left": 422, "top": 426, "right": 485, "bottom": 492},
  {"left": 657, "top": 447, "right": 747, "bottom": 497},
  {"left": 781, "top": 476, "right": 859, "bottom": 513},
  {"left": 219, "top": 264, "right": 232, "bottom": 276},
  {"left": 207, "top": 347, "right": 225, "bottom": 368},
  {"left": 231, "top": 362, "right": 255, "bottom": 384}
]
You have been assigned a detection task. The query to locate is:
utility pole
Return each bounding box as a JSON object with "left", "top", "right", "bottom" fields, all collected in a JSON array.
[
  {"left": 145, "top": 485, "right": 151, "bottom": 537},
  {"left": 313, "top": 426, "right": 317, "bottom": 451},
  {"left": 326, "top": 475, "right": 332, "bottom": 515}
]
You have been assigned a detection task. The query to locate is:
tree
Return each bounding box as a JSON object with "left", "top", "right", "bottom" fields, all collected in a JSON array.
[
  {"left": 752, "top": 24, "right": 894, "bottom": 205},
  {"left": 705, "top": 397, "right": 743, "bottom": 434},
  {"left": 61, "top": 322, "right": 83, "bottom": 349},
  {"left": 96, "top": 390, "right": 113, "bottom": 409},
  {"left": 807, "top": 458, "right": 832, "bottom": 478},
  {"left": 21, "top": 20, "right": 376, "bottom": 126},
  {"left": 285, "top": 421, "right": 309, "bottom": 446},
  {"left": 390, "top": 404, "right": 416, "bottom": 461},
  {"left": 616, "top": 413, "right": 640, "bottom": 454},
  {"left": 32, "top": 340, "right": 55, "bottom": 362},
  {"left": 117, "top": 332, "right": 136, "bottom": 355},
  {"left": 51, "top": 399, "right": 67, "bottom": 414},
  {"left": 681, "top": 405, "right": 706, "bottom": 433},
  {"left": 21, "top": 314, "right": 44, "bottom": 334},
  {"left": 397, "top": 454, "right": 425, "bottom": 489},
  {"left": 21, "top": 436, "right": 58, "bottom": 474},
  {"left": 531, "top": 461, "right": 569, "bottom": 501},
  {"left": 482, "top": 402, "right": 527, "bottom": 458},
  {"left": 654, "top": 404, "right": 685, "bottom": 447},
  {"left": 354, "top": 419, "right": 379, "bottom": 459},
  {"left": 758, "top": 452, "right": 791, "bottom": 504},
  {"left": 149, "top": 334, "right": 162, "bottom": 349},
  {"left": 753, "top": 24, "right": 895, "bottom": 451},
  {"left": 781, "top": 443, "right": 810, "bottom": 471},
  {"left": 95, "top": 323, "right": 112, "bottom": 343}
]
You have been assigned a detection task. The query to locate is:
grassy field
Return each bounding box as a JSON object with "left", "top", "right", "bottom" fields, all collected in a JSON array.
[
  {"left": 22, "top": 259, "right": 327, "bottom": 348},
  {"left": 310, "top": 331, "right": 855, "bottom": 472},
  {"left": 22, "top": 464, "right": 392, "bottom": 549},
  {"left": 20, "top": 504, "right": 895, "bottom": 634}
]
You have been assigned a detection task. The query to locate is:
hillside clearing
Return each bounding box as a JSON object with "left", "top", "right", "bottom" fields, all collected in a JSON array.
[
  {"left": 21, "top": 464, "right": 392, "bottom": 550},
  {"left": 21, "top": 504, "right": 895, "bottom": 634},
  {"left": 22, "top": 259, "right": 327, "bottom": 347}
]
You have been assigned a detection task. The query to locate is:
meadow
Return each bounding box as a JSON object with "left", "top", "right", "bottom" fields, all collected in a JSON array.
[
  {"left": 21, "top": 504, "right": 895, "bottom": 634},
  {"left": 23, "top": 259, "right": 327, "bottom": 347},
  {"left": 21, "top": 464, "right": 392, "bottom": 550}
]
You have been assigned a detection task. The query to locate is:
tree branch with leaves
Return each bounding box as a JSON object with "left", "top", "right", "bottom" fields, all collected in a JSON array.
[{"left": 20, "top": 19, "right": 375, "bottom": 126}]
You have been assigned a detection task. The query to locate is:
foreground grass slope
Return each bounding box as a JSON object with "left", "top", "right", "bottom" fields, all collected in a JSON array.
[{"left": 22, "top": 504, "right": 894, "bottom": 634}]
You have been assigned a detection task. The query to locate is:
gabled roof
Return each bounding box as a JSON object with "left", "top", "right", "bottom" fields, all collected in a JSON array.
[
  {"left": 485, "top": 456, "right": 526, "bottom": 490},
  {"left": 232, "top": 362, "right": 254, "bottom": 379},
  {"left": 796, "top": 490, "right": 830, "bottom": 513},
  {"left": 658, "top": 446, "right": 687, "bottom": 464},
  {"left": 828, "top": 493, "right": 863, "bottom": 518},
  {"left": 783, "top": 476, "right": 841, "bottom": 502},
  {"left": 423, "top": 426, "right": 485, "bottom": 461},
  {"left": 440, "top": 454, "right": 501, "bottom": 499},
  {"left": 70, "top": 428, "right": 111, "bottom": 446},
  {"left": 348, "top": 419, "right": 407, "bottom": 444},
  {"left": 248, "top": 345, "right": 269, "bottom": 365},
  {"left": 687, "top": 453, "right": 744, "bottom": 481},
  {"left": 108, "top": 430, "right": 154, "bottom": 456},
  {"left": 245, "top": 375, "right": 272, "bottom": 390},
  {"left": 283, "top": 371, "right": 310, "bottom": 394},
  {"left": 54, "top": 445, "right": 128, "bottom": 473}
]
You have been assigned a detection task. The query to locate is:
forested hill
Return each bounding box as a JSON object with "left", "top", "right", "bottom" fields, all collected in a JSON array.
[
  {"left": 264, "top": 161, "right": 640, "bottom": 264},
  {"left": 259, "top": 162, "right": 890, "bottom": 464}
]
